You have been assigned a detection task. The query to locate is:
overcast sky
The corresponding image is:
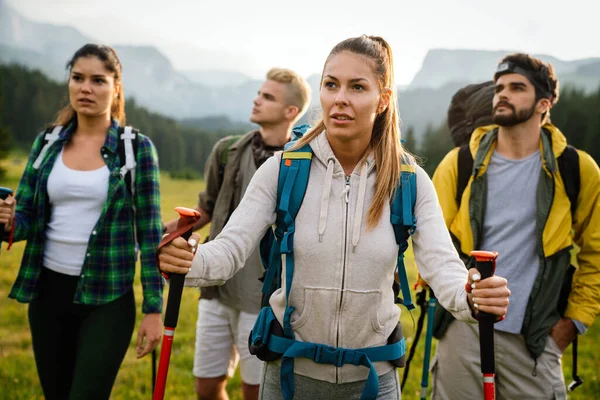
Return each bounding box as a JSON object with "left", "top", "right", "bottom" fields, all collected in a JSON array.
[{"left": 7, "top": 0, "right": 598, "bottom": 85}]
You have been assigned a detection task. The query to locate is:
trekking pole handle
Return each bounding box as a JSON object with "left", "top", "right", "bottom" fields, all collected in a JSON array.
[
  {"left": 163, "top": 207, "right": 199, "bottom": 328},
  {"left": 0, "top": 187, "right": 14, "bottom": 239},
  {"left": 471, "top": 250, "right": 498, "bottom": 400},
  {"left": 0, "top": 187, "right": 13, "bottom": 200},
  {"left": 471, "top": 250, "right": 498, "bottom": 278}
]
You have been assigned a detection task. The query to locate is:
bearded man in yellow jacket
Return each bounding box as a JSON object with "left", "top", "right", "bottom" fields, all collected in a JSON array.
[{"left": 430, "top": 53, "right": 600, "bottom": 399}]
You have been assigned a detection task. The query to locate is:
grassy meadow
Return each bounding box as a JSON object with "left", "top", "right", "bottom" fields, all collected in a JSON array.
[{"left": 0, "top": 155, "right": 598, "bottom": 399}]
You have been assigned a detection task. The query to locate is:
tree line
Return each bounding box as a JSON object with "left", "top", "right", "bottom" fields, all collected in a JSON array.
[
  {"left": 1, "top": 63, "right": 599, "bottom": 180},
  {"left": 0, "top": 64, "right": 246, "bottom": 178}
]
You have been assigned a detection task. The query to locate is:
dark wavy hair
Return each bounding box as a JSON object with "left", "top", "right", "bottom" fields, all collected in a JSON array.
[{"left": 54, "top": 43, "right": 125, "bottom": 125}]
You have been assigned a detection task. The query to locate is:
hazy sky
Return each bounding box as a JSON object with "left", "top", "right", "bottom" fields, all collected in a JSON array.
[{"left": 7, "top": 0, "right": 599, "bottom": 85}]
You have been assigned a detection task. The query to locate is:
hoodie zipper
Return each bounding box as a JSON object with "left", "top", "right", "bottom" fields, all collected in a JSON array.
[{"left": 336, "top": 174, "right": 351, "bottom": 382}]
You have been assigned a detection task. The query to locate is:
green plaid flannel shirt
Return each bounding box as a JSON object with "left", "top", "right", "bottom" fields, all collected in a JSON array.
[{"left": 7, "top": 120, "right": 163, "bottom": 313}]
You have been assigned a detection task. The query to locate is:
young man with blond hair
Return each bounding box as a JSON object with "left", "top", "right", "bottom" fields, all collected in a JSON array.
[{"left": 164, "top": 67, "right": 311, "bottom": 400}]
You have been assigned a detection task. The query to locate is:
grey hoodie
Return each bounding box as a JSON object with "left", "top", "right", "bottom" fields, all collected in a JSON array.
[{"left": 186, "top": 131, "right": 475, "bottom": 383}]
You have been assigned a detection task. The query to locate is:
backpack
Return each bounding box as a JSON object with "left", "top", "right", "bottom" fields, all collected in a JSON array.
[
  {"left": 447, "top": 80, "right": 581, "bottom": 209},
  {"left": 32, "top": 124, "right": 139, "bottom": 241},
  {"left": 216, "top": 124, "right": 312, "bottom": 193},
  {"left": 248, "top": 141, "right": 417, "bottom": 400}
]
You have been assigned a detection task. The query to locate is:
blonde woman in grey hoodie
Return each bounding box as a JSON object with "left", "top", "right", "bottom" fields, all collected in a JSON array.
[{"left": 158, "top": 35, "right": 511, "bottom": 400}]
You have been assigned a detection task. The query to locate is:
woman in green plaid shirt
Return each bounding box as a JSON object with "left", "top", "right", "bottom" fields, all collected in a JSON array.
[{"left": 0, "top": 44, "right": 164, "bottom": 399}]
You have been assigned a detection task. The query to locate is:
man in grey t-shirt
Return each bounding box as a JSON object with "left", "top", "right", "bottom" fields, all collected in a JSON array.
[
  {"left": 431, "top": 54, "right": 600, "bottom": 399},
  {"left": 164, "top": 68, "right": 311, "bottom": 400}
]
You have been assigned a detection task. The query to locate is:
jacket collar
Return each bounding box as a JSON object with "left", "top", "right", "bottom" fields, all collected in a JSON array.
[{"left": 469, "top": 123, "right": 568, "bottom": 176}]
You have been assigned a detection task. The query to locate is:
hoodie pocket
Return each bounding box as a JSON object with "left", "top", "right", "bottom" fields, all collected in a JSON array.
[
  {"left": 340, "top": 289, "right": 387, "bottom": 348},
  {"left": 290, "top": 287, "right": 339, "bottom": 345}
]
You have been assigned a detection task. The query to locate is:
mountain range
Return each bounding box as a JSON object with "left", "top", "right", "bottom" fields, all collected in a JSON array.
[{"left": 2, "top": 0, "right": 600, "bottom": 141}]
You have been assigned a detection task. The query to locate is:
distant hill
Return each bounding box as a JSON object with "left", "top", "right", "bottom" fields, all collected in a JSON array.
[
  {"left": 410, "top": 48, "right": 600, "bottom": 91},
  {"left": 181, "top": 115, "right": 254, "bottom": 132},
  {"left": 0, "top": 0, "right": 90, "bottom": 75},
  {"left": 180, "top": 69, "right": 252, "bottom": 87},
  {"left": 2, "top": 0, "right": 600, "bottom": 143},
  {"left": 0, "top": 43, "right": 66, "bottom": 81}
]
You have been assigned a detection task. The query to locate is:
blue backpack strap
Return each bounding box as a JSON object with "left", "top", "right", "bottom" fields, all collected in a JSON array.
[
  {"left": 268, "top": 334, "right": 406, "bottom": 400},
  {"left": 259, "top": 144, "right": 313, "bottom": 334},
  {"left": 390, "top": 162, "right": 417, "bottom": 310},
  {"left": 277, "top": 145, "right": 313, "bottom": 338},
  {"left": 260, "top": 125, "right": 311, "bottom": 298},
  {"left": 264, "top": 145, "right": 313, "bottom": 400}
]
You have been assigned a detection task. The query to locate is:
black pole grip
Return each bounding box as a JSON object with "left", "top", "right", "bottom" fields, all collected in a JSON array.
[
  {"left": 163, "top": 229, "right": 193, "bottom": 328},
  {"left": 0, "top": 187, "right": 14, "bottom": 243},
  {"left": 476, "top": 259, "right": 496, "bottom": 375}
]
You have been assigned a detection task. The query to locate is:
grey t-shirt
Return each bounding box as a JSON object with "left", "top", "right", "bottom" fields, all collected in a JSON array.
[{"left": 480, "top": 149, "right": 542, "bottom": 334}]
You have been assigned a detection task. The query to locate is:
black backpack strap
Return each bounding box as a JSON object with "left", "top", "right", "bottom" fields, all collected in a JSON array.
[
  {"left": 556, "top": 144, "right": 583, "bottom": 392},
  {"left": 456, "top": 144, "right": 474, "bottom": 206},
  {"left": 557, "top": 145, "right": 580, "bottom": 219}
]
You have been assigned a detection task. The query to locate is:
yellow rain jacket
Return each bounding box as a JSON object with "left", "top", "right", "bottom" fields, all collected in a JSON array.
[{"left": 432, "top": 123, "right": 600, "bottom": 358}]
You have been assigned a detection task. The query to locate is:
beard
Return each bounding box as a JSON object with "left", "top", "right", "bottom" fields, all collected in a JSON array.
[{"left": 492, "top": 101, "right": 536, "bottom": 127}]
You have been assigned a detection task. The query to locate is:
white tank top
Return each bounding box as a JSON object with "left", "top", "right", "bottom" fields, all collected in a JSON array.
[{"left": 44, "top": 149, "right": 110, "bottom": 276}]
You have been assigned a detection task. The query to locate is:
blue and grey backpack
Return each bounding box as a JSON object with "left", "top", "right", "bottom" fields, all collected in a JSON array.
[{"left": 249, "top": 132, "right": 419, "bottom": 400}]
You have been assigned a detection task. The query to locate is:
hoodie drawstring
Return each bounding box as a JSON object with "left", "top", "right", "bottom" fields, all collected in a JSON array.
[
  {"left": 318, "top": 158, "right": 335, "bottom": 242},
  {"left": 352, "top": 160, "right": 369, "bottom": 247}
]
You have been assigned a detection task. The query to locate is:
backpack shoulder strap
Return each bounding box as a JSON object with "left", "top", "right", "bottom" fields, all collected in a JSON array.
[
  {"left": 217, "top": 135, "right": 242, "bottom": 190},
  {"left": 260, "top": 144, "right": 313, "bottom": 338},
  {"left": 117, "top": 126, "right": 139, "bottom": 198},
  {"left": 33, "top": 125, "right": 63, "bottom": 169},
  {"left": 390, "top": 160, "right": 417, "bottom": 310},
  {"left": 456, "top": 144, "right": 474, "bottom": 206},
  {"left": 219, "top": 135, "right": 243, "bottom": 166},
  {"left": 557, "top": 145, "right": 580, "bottom": 219},
  {"left": 117, "top": 126, "right": 139, "bottom": 245}
]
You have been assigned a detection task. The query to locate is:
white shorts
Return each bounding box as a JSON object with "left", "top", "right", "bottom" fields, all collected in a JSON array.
[{"left": 193, "top": 298, "right": 263, "bottom": 385}]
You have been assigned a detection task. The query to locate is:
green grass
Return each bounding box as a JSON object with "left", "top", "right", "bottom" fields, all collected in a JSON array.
[{"left": 0, "top": 155, "right": 598, "bottom": 399}]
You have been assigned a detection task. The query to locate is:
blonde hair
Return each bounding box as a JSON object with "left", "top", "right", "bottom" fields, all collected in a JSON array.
[
  {"left": 266, "top": 68, "right": 311, "bottom": 121},
  {"left": 293, "top": 35, "right": 404, "bottom": 229},
  {"left": 55, "top": 44, "right": 126, "bottom": 126}
]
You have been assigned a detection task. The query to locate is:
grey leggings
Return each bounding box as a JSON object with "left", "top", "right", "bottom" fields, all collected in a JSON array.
[{"left": 259, "top": 362, "right": 401, "bottom": 400}]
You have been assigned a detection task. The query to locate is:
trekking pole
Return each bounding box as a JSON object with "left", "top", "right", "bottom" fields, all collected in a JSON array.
[
  {"left": 471, "top": 250, "right": 499, "bottom": 400},
  {"left": 419, "top": 288, "right": 437, "bottom": 400},
  {"left": 153, "top": 207, "right": 201, "bottom": 400},
  {"left": 151, "top": 349, "right": 157, "bottom": 394},
  {"left": 401, "top": 287, "right": 427, "bottom": 391},
  {"left": 0, "top": 187, "right": 14, "bottom": 255},
  {"left": 567, "top": 337, "right": 583, "bottom": 391}
]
